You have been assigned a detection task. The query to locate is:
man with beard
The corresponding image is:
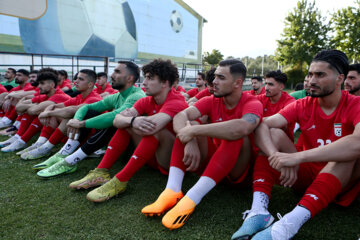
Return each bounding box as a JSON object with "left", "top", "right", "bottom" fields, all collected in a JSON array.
[
  {"left": 182, "top": 72, "right": 206, "bottom": 100},
  {"left": 34, "top": 61, "right": 145, "bottom": 177},
  {"left": 1, "top": 68, "right": 18, "bottom": 90},
  {"left": 187, "top": 68, "right": 216, "bottom": 105},
  {"left": 142, "top": 59, "right": 263, "bottom": 230},
  {"left": 291, "top": 76, "right": 311, "bottom": 100},
  {"left": 246, "top": 76, "right": 265, "bottom": 96},
  {"left": 344, "top": 63, "right": 360, "bottom": 96},
  {"left": 232, "top": 50, "right": 360, "bottom": 240}
]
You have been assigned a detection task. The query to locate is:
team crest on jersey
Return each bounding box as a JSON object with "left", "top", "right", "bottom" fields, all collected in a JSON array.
[{"left": 334, "top": 123, "right": 342, "bottom": 137}]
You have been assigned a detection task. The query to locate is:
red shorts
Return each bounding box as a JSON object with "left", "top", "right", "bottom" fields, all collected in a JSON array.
[{"left": 147, "top": 156, "right": 169, "bottom": 176}]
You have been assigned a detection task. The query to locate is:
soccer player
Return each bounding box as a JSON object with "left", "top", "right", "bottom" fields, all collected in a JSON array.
[
  {"left": 231, "top": 50, "right": 360, "bottom": 240},
  {"left": 35, "top": 61, "right": 145, "bottom": 177},
  {"left": 142, "top": 59, "right": 263, "bottom": 230},
  {"left": 1, "top": 68, "right": 18, "bottom": 90},
  {"left": 182, "top": 72, "right": 206, "bottom": 100},
  {"left": 68, "top": 59, "right": 188, "bottom": 203},
  {"left": 187, "top": 67, "right": 216, "bottom": 105},
  {"left": 173, "top": 79, "right": 186, "bottom": 93},
  {"left": 247, "top": 76, "right": 265, "bottom": 95},
  {"left": 58, "top": 70, "right": 72, "bottom": 92},
  {"left": 290, "top": 76, "right": 311, "bottom": 100},
  {"left": 20, "top": 69, "right": 102, "bottom": 160},
  {"left": 95, "top": 72, "right": 118, "bottom": 97},
  {"left": 344, "top": 63, "right": 360, "bottom": 96}
]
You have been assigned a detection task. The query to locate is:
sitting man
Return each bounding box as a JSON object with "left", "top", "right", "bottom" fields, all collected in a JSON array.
[
  {"left": 35, "top": 61, "right": 145, "bottom": 176},
  {"left": 232, "top": 50, "right": 360, "bottom": 240},
  {"left": 69, "top": 59, "right": 188, "bottom": 204},
  {"left": 344, "top": 63, "right": 360, "bottom": 96},
  {"left": 246, "top": 76, "right": 265, "bottom": 95},
  {"left": 182, "top": 72, "right": 206, "bottom": 100},
  {"left": 95, "top": 72, "right": 118, "bottom": 97},
  {"left": 20, "top": 69, "right": 102, "bottom": 160},
  {"left": 142, "top": 59, "right": 263, "bottom": 230},
  {"left": 187, "top": 67, "right": 216, "bottom": 105}
]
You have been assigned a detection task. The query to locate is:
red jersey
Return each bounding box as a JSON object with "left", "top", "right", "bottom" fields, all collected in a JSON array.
[
  {"left": 195, "top": 88, "right": 211, "bottom": 100},
  {"left": 256, "top": 91, "right": 295, "bottom": 117},
  {"left": 0, "top": 84, "right": 7, "bottom": 94},
  {"left": 174, "top": 85, "right": 186, "bottom": 93},
  {"left": 246, "top": 87, "right": 265, "bottom": 96},
  {"left": 186, "top": 88, "right": 200, "bottom": 98},
  {"left": 32, "top": 88, "right": 71, "bottom": 104},
  {"left": 95, "top": 83, "right": 118, "bottom": 95},
  {"left": 64, "top": 90, "right": 102, "bottom": 106},
  {"left": 59, "top": 79, "right": 72, "bottom": 89},
  {"left": 279, "top": 91, "right": 360, "bottom": 152},
  {"left": 194, "top": 94, "right": 263, "bottom": 146},
  {"left": 10, "top": 82, "right": 36, "bottom": 92},
  {"left": 133, "top": 88, "right": 188, "bottom": 133}
]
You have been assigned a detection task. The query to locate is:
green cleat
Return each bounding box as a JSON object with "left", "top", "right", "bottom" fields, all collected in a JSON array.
[
  {"left": 32, "top": 153, "right": 66, "bottom": 170},
  {"left": 86, "top": 177, "right": 127, "bottom": 203},
  {"left": 37, "top": 159, "right": 77, "bottom": 178},
  {"left": 69, "top": 168, "right": 111, "bottom": 190}
]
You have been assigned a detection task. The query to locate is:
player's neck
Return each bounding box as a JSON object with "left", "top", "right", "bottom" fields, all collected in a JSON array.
[
  {"left": 101, "top": 83, "right": 107, "bottom": 90},
  {"left": 198, "top": 85, "right": 206, "bottom": 91},
  {"left": 80, "top": 87, "right": 93, "bottom": 98},
  {"left": 47, "top": 88, "right": 56, "bottom": 97},
  {"left": 255, "top": 87, "right": 263, "bottom": 94},
  {"left": 352, "top": 89, "right": 360, "bottom": 96},
  {"left": 19, "top": 82, "right": 26, "bottom": 88},
  {"left": 153, "top": 88, "right": 171, "bottom": 105},
  {"left": 270, "top": 92, "right": 282, "bottom": 104},
  {"left": 318, "top": 89, "right": 342, "bottom": 115},
  {"left": 224, "top": 90, "right": 242, "bottom": 109}
]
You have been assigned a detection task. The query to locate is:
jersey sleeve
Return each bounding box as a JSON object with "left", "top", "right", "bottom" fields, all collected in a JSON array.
[
  {"left": 347, "top": 97, "right": 360, "bottom": 127},
  {"left": 278, "top": 100, "right": 299, "bottom": 124},
  {"left": 242, "top": 98, "right": 263, "bottom": 118},
  {"left": 159, "top": 99, "right": 188, "bottom": 118},
  {"left": 194, "top": 89, "right": 210, "bottom": 100},
  {"left": 48, "top": 94, "right": 71, "bottom": 104},
  {"left": 193, "top": 96, "right": 213, "bottom": 117},
  {"left": 63, "top": 97, "right": 77, "bottom": 107},
  {"left": 187, "top": 88, "right": 198, "bottom": 98},
  {"left": 133, "top": 97, "right": 149, "bottom": 116}
]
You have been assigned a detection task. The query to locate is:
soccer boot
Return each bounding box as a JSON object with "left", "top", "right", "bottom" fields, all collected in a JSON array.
[
  {"left": 0, "top": 120, "right": 12, "bottom": 129},
  {"left": 1, "top": 140, "right": 27, "bottom": 152},
  {"left": 86, "top": 177, "right": 127, "bottom": 202},
  {"left": 21, "top": 144, "right": 52, "bottom": 160},
  {"left": 252, "top": 214, "right": 296, "bottom": 240},
  {"left": 37, "top": 159, "right": 77, "bottom": 178},
  {"left": 0, "top": 135, "right": 19, "bottom": 147},
  {"left": 17, "top": 142, "right": 44, "bottom": 156},
  {"left": 69, "top": 168, "right": 111, "bottom": 190},
  {"left": 142, "top": 188, "right": 183, "bottom": 217},
  {"left": 32, "top": 153, "right": 67, "bottom": 170},
  {"left": 161, "top": 196, "right": 196, "bottom": 230},
  {"left": 232, "top": 209, "right": 274, "bottom": 240}
]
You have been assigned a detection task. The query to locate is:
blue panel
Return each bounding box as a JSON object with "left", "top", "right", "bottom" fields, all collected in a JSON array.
[
  {"left": 79, "top": 34, "right": 115, "bottom": 57},
  {"left": 122, "top": 2, "right": 137, "bottom": 40}
]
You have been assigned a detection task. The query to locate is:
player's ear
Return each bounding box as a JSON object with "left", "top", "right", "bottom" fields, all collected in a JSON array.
[{"left": 336, "top": 73, "right": 345, "bottom": 86}]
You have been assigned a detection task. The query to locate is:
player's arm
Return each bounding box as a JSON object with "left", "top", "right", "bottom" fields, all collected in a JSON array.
[
  {"left": 15, "top": 99, "right": 33, "bottom": 113},
  {"left": 112, "top": 107, "right": 139, "bottom": 129},
  {"left": 270, "top": 122, "right": 360, "bottom": 170},
  {"left": 255, "top": 113, "right": 289, "bottom": 156},
  {"left": 187, "top": 97, "right": 198, "bottom": 106},
  {"left": 8, "top": 90, "right": 36, "bottom": 99},
  {"left": 27, "top": 101, "right": 57, "bottom": 116},
  {"left": 46, "top": 104, "right": 84, "bottom": 119}
]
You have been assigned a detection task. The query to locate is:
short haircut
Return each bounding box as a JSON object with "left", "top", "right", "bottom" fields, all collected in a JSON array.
[
  {"left": 79, "top": 69, "right": 97, "bottom": 83},
  {"left": 218, "top": 59, "right": 247, "bottom": 80},
  {"left": 39, "top": 68, "right": 59, "bottom": 76},
  {"left": 205, "top": 67, "right": 216, "bottom": 86},
  {"left": 265, "top": 70, "right": 287, "bottom": 85},
  {"left": 251, "top": 76, "right": 263, "bottom": 82},
  {"left": 30, "top": 70, "right": 39, "bottom": 75},
  {"left": 198, "top": 72, "right": 205, "bottom": 80},
  {"left": 97, "top": 72, "right": 108, "bottom": 78},
  {"left": 349, "top": 64, "right": 360, "bottom": 74},
  {"left": 312, "top": 49, "right": 349, "bottom": 76},
  {"left": 58, "top": 70, "right": 68, "bottom": 79},
  {"left": 7, "top": 68, "right": 16, "bottom": 75},
  {"left": 142, "top": 59, "right": 179, "bottom": 87},
  {"left": 37, "top": 71, "right": 58, "bottom": 88},
  {"left": 17, "top": 69, "right": 29, "bottom": 76},
  {"left": 118, "top": 61, "right": 140, "bottom": 83}
]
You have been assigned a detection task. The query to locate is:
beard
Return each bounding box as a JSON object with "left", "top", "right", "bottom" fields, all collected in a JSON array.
[
  {"left": 348, "top": 84, "right": 360, "bottom": 94},
  {"left": 310, "top": 85, "right": 334, "bottom": 98}
]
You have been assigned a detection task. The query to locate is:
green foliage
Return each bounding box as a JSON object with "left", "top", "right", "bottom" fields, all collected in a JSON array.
[
  {"left": 276, "top": 0, "right": 330, "bottom": 68},
  {"left": 330, "top": 0, "right": 360, "bottom": 63},
  {"left": 284, "top": 66, "right": 306, "bottom": 88},
  {"left": 202, "top": 49, "right": 224, "bottom": 66},
  {"left": 240, "top": 55, "right": 279, "bottom": 77}
]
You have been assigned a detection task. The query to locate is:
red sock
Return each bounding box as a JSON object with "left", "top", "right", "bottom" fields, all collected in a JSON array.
[
  {"left": 202, "top": 139, "right": 243, "bottom": 183},
  {"left": 48, "top": 128, "right": 65, "bottom": 145},
  {"left": 20, "top": 118, "right": 43, "bottom": 142},
  {"left": 5, "top": 106, "right": 17, "bottom": 120},
  {"left": 115, "top": 135, "right": 159, "bottom": 182},
  {"left": 97, "top": 129, "right": 130, "bottom": 169},
  {"left": 169, "top": 138, "right": 187, "bottom": 172},
  {"left": 17, "top": 114, "right": 36, "bottom": 136},
  {"left": 252, "top": 155, "right": 280, "bottom": 198},
  {"left": 40, "top": 126, "right": 54, "bottom": 139},
  {"left": 16, "top": 115, "right": 22, "bottom": 121},
  {"left": 298, "top": 173, "right": 342, "bottom": 217}
]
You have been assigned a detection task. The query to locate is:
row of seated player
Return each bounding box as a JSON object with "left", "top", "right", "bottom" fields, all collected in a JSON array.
[{"left": 0, "top": 53, "right": 359, "bottom": 240}]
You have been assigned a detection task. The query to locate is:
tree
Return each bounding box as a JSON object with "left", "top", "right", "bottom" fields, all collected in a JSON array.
[
  {"left": 330, "top": 1, "right": 360, "bottom": 63},
  {"left": 275, "top": 0, "right": 330, "bottom": 86},
  {"left": 203, "top": 49, "right": 224, "bottom": 65}
]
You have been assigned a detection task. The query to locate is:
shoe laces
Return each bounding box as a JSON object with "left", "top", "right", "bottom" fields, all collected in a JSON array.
[
  {"left": 274, "top": 213, "right": 294, "bottom": 239},
  {"left": 242, "top": 210, "right": 251, "bottom": 220}
]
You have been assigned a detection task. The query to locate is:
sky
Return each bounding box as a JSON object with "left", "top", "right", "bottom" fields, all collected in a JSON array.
[{"left": 183, "top": 0, "right": 357, "bottom": 58}]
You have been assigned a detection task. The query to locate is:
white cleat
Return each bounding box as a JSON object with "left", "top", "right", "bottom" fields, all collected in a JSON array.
[{"left": 1, "top": 140, "right": 27, "bottom": 152}]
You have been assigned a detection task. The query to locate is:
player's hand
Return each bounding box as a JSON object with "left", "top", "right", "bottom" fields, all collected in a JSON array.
[
  {"left": 269, "top": 152, "right": 302, "bottom": 170},
  {"left": 2, "top": 100, "right": 11, "bottom": 112},
  {"left": 67, "top": 126, "right": 80, "bottom": 140},
  {"left": 67, "top": 119, "right": 85, "bottom": 129},
  {"left": 177, "top": 121, "right": 195, "bottom": 143},
  {"left": 279, "top": 166, "right": 298, "bottom": 187},
  {"left": 183, "top": 139, "right": 201, "bottom": 172},
  {"left": 132, "top": 116, "right": 156, "bottom": 133}
]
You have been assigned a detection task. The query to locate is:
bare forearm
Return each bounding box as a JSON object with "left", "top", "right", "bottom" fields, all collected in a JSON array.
[
  {"left": 48, "top": 106, "right": 78, "bottom": 118},
  {"left": 255, "top": 123, "right": 278, "bottom": 156},
  {"left": 173, "top": 111, "right": 189, "bottom": 134}
]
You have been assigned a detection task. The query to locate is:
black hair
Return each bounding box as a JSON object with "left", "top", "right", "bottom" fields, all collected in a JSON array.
[
  {"left": 17, "top": 69, "right": 29, "bottom": 77},
  {"left": 349, "top": 64, "right": 360, "bottom": 74},
  {"left": 97, "top": 72, "right": 108, "bottom": 78},
  {"left": 79, "top": 69, "right": 97, "bottom": 83},
  {"left": 198, "top": 72, "right": 205, "bottom": 80},
  {"left": 251, "top": 76, "right": 263, "bottom": 82},
  {"left": 30, "top": 70, "right": 39, "bottom": 75},
  {"left": 39, "top": 68, "right": 59, "bottom": 76},
  {"left": 118, "top": 61, "right": 140, "bottom": 83},
  {"left": 7, "top": 68, "right": 16, "bottom": 75},
  {"left": 265, "top": 70, "right": 287, "bottom": 85},
  {"left": 294, "top": 82, "right": 304, "bottom": 91},
  {"left": 205, "top": 67, "right": 216, "bottom": 86},
  {"left": 58, "top": 70, "right": 68, "bottom": 79},
  {"left": 142, "top": 59, "right": 179, "bottom": 87},
  {"left": 37, "top": 71, "right": 58, "bottom": 88},
  {"left": 312, "top": 50, "right": 349, "bottom": 76},
  {"left": 218, "top": 59, "right": 247, "bottom": 80}
]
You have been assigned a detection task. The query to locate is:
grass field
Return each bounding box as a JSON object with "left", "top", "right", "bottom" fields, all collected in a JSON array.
[{"left": 0, "top": 135, "right": 359, "bottom": 240}]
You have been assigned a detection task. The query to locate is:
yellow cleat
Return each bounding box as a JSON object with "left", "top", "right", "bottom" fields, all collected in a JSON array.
[
  {"left": 86, "top": 177, "right": 127, "bottom": 203},
  {"left": 142, "top": 188, "right": 183, "bottom": 217},
  {"left": 69, "top": 168, "right": 111, "bottom": 190},
  {"left": 161, "top": 196, "right": 196, "bottom": 230}
]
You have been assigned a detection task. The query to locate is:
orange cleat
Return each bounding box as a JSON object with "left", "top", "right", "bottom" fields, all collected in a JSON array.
[
  {"left": 141, "top": 188, "right": 183, "bottom": 217},
  {"left": 161, "top": 196, "right": 196, "bottom": 230}
]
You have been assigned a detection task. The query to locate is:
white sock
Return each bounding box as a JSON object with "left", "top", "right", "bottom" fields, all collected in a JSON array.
[
  {"left": 59, "top": 139, "right": 80, "bottom": 155},
  {"left": 17, "top": 138, "right": 26, "bottom": 145},
  {"left": 2, "top": 117, "right": 12, "bottom": 124},
  {"left": 281, "top": 205, "right": 311, "bottom": 235},
  {"left": 251, "top": 191, "right": 270, "bottom": 212},
  {"left": 35, "top": 137, "right": 48, "bottom": 144},
  {"left": 41, "top": 141, "right": 55, "bottom": 150},
  {"left": 165, "top": 167, "right": 185, "bottom": 193},
  {"left": 185, "top": 176, "right": 216, "bottom": 205},
  {"left": 13, "top": 121, "right": 21, "bottom": 128},
  {"left": 65, "top": 148, "right": 88, "bottom": 165}
]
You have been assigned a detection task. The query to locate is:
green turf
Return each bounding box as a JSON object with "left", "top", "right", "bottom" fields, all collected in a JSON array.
[{"left": 0, "top": 135, "right": 359, "bottom": 240}]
